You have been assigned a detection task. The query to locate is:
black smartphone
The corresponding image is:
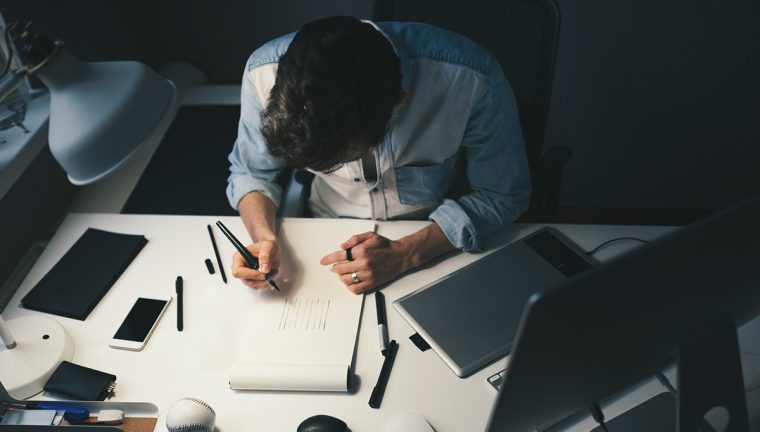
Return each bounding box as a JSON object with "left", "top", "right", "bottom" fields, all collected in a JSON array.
[{"left": 109, "top": 297, "right": 171, "bottom": 351}]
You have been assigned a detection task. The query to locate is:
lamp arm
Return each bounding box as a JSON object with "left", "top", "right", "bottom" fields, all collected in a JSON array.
[
  {"left": 0, "top": 315, "right": 17, "bottom": 349},
  {"left": 0, "top": 21, "right": 60, "bottom": 104},
  {"left": 0, "top": 68, "right": 28, "bottom": 103}
]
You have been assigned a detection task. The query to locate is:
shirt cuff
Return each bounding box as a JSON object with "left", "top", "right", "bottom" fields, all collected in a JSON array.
[
  {"left": 429, "top": 199, "right": 482, "bottom": 252},
  {"left": 226, "top": 174, "right": 283, "bottom": 211}
]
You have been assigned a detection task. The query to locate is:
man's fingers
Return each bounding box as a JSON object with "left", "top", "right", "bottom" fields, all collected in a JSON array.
[
  {"left": 257, "top": 242, "right": 274, "bottom": 273},
  {"left": 338, "top": 273, "right": 371, "bottom": 294},
  {"left": 232, "top": 251, "right": 267, "bottom": 280},
  {"left": 337, "top": 270, "right": 373, "bottom": 294},
  {"left": 341, "top": 231, "right": 377, "bottom": 249},
  {"left": 337, "top": 269, "right": 364, "bottom": 285},
  {"left": 321, "top": 249, "right": 347, "bottom": 265},
  {"left": 233, "top": 266, "right": 266, "bottom": 281},
  {"left": 321, "top": 232, "right": 377, "bottom": 265},
  {"left": 321, "top": 239, "right": 373, "bottom": 265},
  {"left": 321, "top": 243, "right": 366, "bottom": 265},
  {"left": 243, "top": 279, "right": 271, "bottom": 290},
  {"left": 232, "top": 251, "right": 244, "bottom": 265},
  {"left": 331, "top": 261, "right": 363, "bottom": 275},
  {"left": 346, "top": 281, "right": 371, "bottom": 294}
]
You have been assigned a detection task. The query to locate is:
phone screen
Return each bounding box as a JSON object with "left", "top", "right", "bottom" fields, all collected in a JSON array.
[{"left": 113, "top": 298, "right": 168, "bottom": 342}]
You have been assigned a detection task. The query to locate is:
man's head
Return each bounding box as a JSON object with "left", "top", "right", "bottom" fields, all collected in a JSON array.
[{"left": 261, "top": 16, "right": 402, "bottom": 172}]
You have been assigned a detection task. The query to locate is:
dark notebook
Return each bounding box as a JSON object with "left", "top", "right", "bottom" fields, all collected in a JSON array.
[{"left": 21, "top": 228, "right": 147, "bottom": 320}]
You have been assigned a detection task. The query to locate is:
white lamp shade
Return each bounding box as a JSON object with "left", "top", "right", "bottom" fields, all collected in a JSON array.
[{"left": 34, "top": 49, "right": 176, "bottom": 185}]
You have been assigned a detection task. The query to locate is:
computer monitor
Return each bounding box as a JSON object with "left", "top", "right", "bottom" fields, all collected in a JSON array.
[{"left": 487, "top": 194, "right": 760, "bottom": 431}]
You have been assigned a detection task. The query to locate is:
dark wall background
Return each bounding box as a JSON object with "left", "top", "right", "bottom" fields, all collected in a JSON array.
[
  {"left": 548, "top": 0, "right": 760, "bottom": 222},
  {"left": 1, "top": 0, "right": 759, "bottom": 285},
  {"left": 2, "top": 0, "right": 374, "bottom": 82},
  {"left": 2, "top": 1, "right": 149, "bottom": 63},
  {"left": 0, "top": 148, "right": 76, "bottom": 294}
]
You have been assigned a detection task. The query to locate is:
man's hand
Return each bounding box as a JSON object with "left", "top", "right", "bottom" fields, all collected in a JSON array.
[
  {"left": 320, "top": 231, "right": 412, "bottom": 294},
  {"left": 234, "top": 191, "right": 278, "bottom": 290},
  {"left": 321, "top": 223, "right": 457, "bottom": 294},
  {"left": 231, "top": 239, "right": 280, "bottom": 290}
]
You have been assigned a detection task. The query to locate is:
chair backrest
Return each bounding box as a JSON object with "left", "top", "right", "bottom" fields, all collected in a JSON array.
[{"left": 373, "top": 0, "right": 561, "bottom": 173}]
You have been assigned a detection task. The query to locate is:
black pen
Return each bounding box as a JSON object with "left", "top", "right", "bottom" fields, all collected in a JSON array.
[
  {"left": 215, "top": 221, "right": 280, "bottom": 291},
  {"left": 176, "top": 276, "right": 183, "bottom": 332},
  {"left": 368, "top": 339, "right": 398, "bottom": 409},
  {"left": 375, "top": 291, "right": 389, "bottom": 355},
  {"left": 207, "top": 224, "right": 227, "bottom": 284}
]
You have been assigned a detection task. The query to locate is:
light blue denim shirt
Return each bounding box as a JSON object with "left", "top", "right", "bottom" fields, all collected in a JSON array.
[{"left": 227, "top": 21, "right": 531, "bottom": 252}]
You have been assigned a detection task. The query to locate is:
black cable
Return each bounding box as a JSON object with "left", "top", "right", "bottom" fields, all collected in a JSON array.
[
  {"left": 589, "top": 403, "right": 609, "bottom": 431},
  {"left": 586, "top": 237, "right": 649, "bottom": 256}
]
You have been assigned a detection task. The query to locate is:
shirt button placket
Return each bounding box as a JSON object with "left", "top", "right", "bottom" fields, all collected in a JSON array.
[{"left": 370, "top": 187, "right": 386, "bottom": 220}]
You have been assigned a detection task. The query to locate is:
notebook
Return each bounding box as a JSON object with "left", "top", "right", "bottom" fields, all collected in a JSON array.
[
  {"left": 229, "top": 218, "right": 375, "bottom": 392},
  {"left": 21, "top": 228, "right": 148, "bottom": 320},
  {"left": 394, "top": 227, "right": 597, "bottom": 377}
]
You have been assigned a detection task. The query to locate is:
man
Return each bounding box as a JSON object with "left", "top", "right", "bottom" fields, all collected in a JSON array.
[{"left": 227, "top": 16, "right": 530, "bottom": 293}]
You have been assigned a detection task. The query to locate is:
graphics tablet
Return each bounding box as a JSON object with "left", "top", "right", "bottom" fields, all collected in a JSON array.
[{"left": 393, "top": 227, "right": 596, "bottom": 377}]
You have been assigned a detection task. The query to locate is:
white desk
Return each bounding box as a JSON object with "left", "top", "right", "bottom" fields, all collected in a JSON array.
[{"left": 4, "top": 213, "right": 760, "bottom": 431}]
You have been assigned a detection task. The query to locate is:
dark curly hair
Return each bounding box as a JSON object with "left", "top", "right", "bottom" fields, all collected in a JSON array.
[{"left": 261, "top": 16, "right": 402, "bottom": 172}]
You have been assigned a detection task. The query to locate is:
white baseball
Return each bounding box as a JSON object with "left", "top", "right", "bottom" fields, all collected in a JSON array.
[{"left": 166, "top": 397, "right": 216, "bottom": 432}]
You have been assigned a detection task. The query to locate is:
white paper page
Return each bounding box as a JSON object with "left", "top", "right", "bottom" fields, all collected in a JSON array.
[{"left": 231, "top": 218, "right": 375, "bottom": 391}]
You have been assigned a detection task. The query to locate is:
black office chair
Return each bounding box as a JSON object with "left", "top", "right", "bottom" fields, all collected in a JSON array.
[
  {"left": 279, "top": 0, "right": 571, "bottom": 220},
  {"left": 376, "top": 0, "right": 570, "bottom": 222}
]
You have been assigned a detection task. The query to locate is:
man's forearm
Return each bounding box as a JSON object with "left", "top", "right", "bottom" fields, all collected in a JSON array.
[
  {"left": 397, "top": 222, "right": 456, "bottom": 272},
  {"left": 237, "top": 191, "right": 277, "bottom": 243}
]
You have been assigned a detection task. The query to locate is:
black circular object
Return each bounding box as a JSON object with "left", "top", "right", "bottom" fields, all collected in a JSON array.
[{"left": 297, "top": 414, "right": 348, "bottom": 432}]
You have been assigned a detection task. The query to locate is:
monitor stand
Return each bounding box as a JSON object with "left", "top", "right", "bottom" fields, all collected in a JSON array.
[
  {"left": 677, "top": 316, "right": 749, "bottom": 431},
  {"left": 591, "top": 392, "right": 676, "bottom": 432},
  {"left": 590, "top": 317, "right": 749, "bottom": 432}
]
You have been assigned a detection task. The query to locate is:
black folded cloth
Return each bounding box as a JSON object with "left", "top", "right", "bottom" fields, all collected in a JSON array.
[{"left": 21, "top": 228, "right": 147, "bottom": 320}]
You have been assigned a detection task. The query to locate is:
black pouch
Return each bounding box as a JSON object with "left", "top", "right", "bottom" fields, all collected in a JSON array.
[{"left": 44, "top": 361, "right": 116, "bottom": 401}]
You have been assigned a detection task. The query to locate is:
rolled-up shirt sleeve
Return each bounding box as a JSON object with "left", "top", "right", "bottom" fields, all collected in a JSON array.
[
  {"left": 226, "top": 62, "right": 287, "bottom": 211},
  {"left": 430, "top": 62, "right": 531, "bottom": 252}
]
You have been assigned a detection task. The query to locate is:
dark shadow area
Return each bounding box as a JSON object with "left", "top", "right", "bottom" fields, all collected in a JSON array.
[
  {"left": 122, "top": 106, "right": 239, "bottom": 216},
  {"left": 0, "top": 0, "right": 373, "bottom": 84},
  {"left": 0, "top": 147, "right": 77, "bottom": 293}
]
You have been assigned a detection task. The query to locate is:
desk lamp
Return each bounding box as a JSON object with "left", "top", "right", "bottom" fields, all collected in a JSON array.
[
  {"left": 0, "top": 21, "right": 176, "bottom": 184},
  {"left": 0, "top": 21, "right": 176, "bottom": 399}
]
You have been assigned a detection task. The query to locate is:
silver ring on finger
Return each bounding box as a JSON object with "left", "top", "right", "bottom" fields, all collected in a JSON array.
[{"left": 351, "top": 271, "right": 361, "bottom": 284}]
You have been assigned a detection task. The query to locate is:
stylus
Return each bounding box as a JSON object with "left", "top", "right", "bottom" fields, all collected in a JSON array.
[
  {"left": 207, "top": 224, "right": 227, "bottom": 284},
  {"left": 176, "top": 276, "right": 183, "bottom": 332},
  {"left": 375, "top": 290, "right": 389, "bottom": 355},
  {"left": 215, "top": 221, "right": 280, "bottom": 291}
]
